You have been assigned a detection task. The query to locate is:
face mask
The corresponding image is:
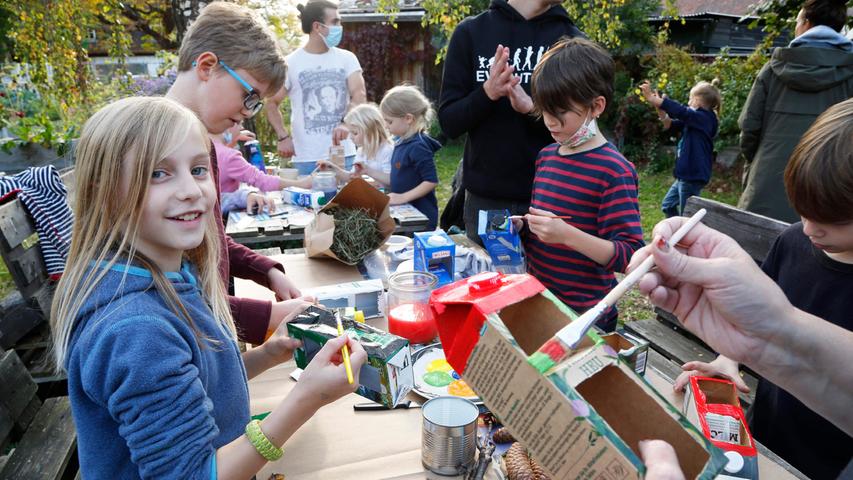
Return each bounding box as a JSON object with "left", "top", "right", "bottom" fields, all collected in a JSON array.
[
  {"left": 321, "top": 25, "right": 343, "bottom": 48},
  {"left": 223, "top": 131, "right": 233, "bottom": 145},
  {"left": 559, "top": 111, "right": 598, "bottom": 148}
]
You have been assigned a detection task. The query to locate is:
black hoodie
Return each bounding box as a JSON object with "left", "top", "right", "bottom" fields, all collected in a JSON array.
[{"left": 438, "top": 0, "right": 582, "bottom": 201}]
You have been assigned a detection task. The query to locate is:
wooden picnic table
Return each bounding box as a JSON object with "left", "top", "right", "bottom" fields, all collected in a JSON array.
[
  {"left": 225, "top": 192, "right": 430, "bottom": 246},
  {"left": 236, "top": 253, "right": 806, "bottom": 480}
]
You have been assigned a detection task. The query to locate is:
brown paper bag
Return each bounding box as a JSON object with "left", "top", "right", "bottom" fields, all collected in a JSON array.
[{"left": 304, "top": 178, "right": 395, "bottom": 265}]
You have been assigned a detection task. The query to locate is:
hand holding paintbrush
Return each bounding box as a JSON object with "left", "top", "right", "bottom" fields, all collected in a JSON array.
[{"left": 528, "top": 209, "right": 708, "bottom": 374}]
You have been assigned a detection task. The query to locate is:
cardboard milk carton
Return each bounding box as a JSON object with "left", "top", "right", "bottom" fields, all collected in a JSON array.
[
  {"left": 477, "top": 210, "right": 525, "bottom": 274},
  {"left": 683, "top": 377, "right": 759, "bottom": 479},
  {"left": 288, "top": 306, "right": 413, "bottom": 408},
  {"left": 413, "top": 229, "right": 456, "bottom": 286},
  {"left": 430, "top": 272, "right": 727, "bottom": 479},
  {"left": 600, "top": 330, "right": 650, "bottom": 376}
]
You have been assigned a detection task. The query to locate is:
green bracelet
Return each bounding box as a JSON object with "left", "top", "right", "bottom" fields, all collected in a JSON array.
[{"left": 245, "top": 419, "right": 283, "bottom": 461}]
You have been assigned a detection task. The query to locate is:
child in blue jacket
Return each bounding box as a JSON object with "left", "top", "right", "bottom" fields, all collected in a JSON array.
[{"left": 641, "top": 80, "right": 720, "bottom": 217}]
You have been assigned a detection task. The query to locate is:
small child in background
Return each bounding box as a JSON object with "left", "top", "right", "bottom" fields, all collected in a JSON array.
[
  {"left": 380, "top": 85, "right": 441, "bottom": 229},
  {"left": 524, "top": 37, "right": 644, "bottom": 332},
  {"left": 672, "top": 97, "right": 853, "bottom": 480},
  {"left": 640, "top": 79, "right": 720, "bottom": 217},
  {"left": 317, "top": 103, "right": 394, "bottom": 187},
  {"left": 52, "top": 96, "right": 366, "bottom": 478},
  {"left": 214, "top": 121, "right": 311, "bottom": 194}
]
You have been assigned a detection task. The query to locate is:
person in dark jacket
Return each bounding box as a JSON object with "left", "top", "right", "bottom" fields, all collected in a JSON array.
[
  {"left": 640, "top": 80, "right": 721, "bottom": 217},
  {"left": 737, "top": 0, "right": 853, "bottom": 223},
  {"left": 438, "top": 0, "right": 583, "bottom": 243}
]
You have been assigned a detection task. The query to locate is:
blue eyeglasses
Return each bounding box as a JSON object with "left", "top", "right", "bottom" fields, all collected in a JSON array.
[{"left": 219, "top": 61, "right": 264, "bottom": 117}]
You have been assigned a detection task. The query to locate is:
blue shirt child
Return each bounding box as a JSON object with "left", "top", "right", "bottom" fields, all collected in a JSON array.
[
  {"left": 661, "top": 97, "right": 718, "bottom": 184},
  {"left": 390, "top": 132, "right": 441, "bottom": 229}
]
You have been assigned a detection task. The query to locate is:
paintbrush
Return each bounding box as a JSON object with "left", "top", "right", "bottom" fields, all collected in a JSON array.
[
  {"left": 527, "top": 208, "right": 708, "bottom": 374},
  {"left": 510, "top": 214, "right": 572, "bottom": 220}
]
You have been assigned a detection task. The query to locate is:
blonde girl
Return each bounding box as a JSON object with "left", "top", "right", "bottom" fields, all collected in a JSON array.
[
  {"left": 347, "top": 103, "right": 394, "bottom": 187},
  {"left": 380, "top": 85, "right": 441, "bottom": 229},
  {"left": 52, "top": 96, "right": 365, "bottom": 479}
]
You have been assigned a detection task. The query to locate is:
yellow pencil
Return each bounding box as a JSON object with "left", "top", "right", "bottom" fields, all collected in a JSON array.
[{"left": 335, "top": 313, "right": 354, "bottom": 384}]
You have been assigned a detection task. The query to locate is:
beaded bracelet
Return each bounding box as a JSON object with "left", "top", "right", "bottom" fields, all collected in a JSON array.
[{"left": 245, "top": 419, "right": 283, "bottom": 461}]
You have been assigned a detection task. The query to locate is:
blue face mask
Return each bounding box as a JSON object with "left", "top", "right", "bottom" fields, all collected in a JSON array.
[{"left": 321, "top": 24, "right": 343, "bottom": 48}]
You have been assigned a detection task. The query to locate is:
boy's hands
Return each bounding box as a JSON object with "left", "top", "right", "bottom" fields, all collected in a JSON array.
[
  {"left": 332, "top": 124, "right": 350, "bottom": 145},
  {"left": 508, "top": 78, "right": 534, "bottom": 115},
  {"left": 294, "top": 334, "right": 367, "bottom": 408},
  {"left": 388, "top": 192, "right": 406, "bottom": 205},
  {"left": 525, "top": 207, "right": 575, "bottom": 245},
  {"left": 673, "top": 357, "right": 750, "bottom": 393},
  {"left": 277, "top": 137, "right": 295, "bottom": 157},
  {"left": 639, "top": 81, "right": 664, "bottom": 108}
]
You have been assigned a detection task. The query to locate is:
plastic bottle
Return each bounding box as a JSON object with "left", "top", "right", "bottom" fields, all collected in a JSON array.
[
  {"left": 282, "top": 187, "right": 329, "bottom": 210},
  {"left": 244, "top": 140, "right": 265, "bottom": 172}
]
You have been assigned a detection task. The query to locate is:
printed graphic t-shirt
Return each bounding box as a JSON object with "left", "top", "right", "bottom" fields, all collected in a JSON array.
[{"left": 285, "top": 47, "right": 362, "bottom": 163}]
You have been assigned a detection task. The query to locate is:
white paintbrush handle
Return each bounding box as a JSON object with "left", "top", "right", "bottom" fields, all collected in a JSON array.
[
  {"left": 601, "top": 208, "right": 706, "bottom": 307},
  {"left": 556, "top": 209, "right": 707, "bottom": 348}
]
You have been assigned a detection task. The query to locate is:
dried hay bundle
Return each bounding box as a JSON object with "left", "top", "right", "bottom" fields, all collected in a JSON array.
[{"left": 328, "top": 206, "right": 383, "bottom": 264}]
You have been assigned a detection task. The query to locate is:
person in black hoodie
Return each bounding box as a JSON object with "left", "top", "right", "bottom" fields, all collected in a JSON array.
[{"left": 438, "top": 0, "right": 583, "bottom": 243}]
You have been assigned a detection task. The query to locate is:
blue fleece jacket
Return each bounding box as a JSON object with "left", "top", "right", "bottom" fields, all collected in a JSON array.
[
  {"left": 390, "top": 132, "right": 441, "bottom": 229},
  {"left": 66, "top": 261, "right": 249, "bottom": 479},
  {"left": 661, "top": 97, "right": 718, "bottom": 184}
]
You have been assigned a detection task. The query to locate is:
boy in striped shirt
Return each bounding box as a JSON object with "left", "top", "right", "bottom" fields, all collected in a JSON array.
[{"left": 521, "top": 38, "right": 644, "bottom": 331}]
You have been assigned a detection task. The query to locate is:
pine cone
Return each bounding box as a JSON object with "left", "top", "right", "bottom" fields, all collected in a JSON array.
[
  {"left": 530, "top": 456, "right": 551, "bottom": 480},
  {"left": 492, "top": 426, "right": 516, "bottom": 444},
  {"left": 505, "top": 443, "right": 535, "bottom": 480}
]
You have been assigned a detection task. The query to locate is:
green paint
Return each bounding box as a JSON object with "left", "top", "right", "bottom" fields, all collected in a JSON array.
[
  {"left": 423, "top": 371, "right": 453, "bottom": 387},
  {"left": 527, "top": 351, "right": 556, "bottom": 374}
]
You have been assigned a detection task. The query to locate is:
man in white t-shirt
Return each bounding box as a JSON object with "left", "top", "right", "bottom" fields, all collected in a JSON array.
[{"left": 266, "top": 0, "right": 366, "bottom": 164}]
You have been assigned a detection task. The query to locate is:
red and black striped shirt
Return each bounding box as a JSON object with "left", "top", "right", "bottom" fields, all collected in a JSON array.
[{"left": 524, "top": 142, "right": 644, "bottom": 326}]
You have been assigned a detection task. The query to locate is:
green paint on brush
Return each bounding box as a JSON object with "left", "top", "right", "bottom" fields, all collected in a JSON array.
[{"left": 527, "top": 351, "right": 557, "bottom": 374}]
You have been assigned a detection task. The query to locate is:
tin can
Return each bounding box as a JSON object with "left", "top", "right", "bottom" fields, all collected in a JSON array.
[
  {"left": 421, "top": 396, "right": 478, "bottom": 476},
  {"left": 244, "top": 140, "right": 265, "bottom": 172}
]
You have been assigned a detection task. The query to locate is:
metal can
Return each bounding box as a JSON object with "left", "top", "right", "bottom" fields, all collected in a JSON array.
[
  {"left": 243, "top": 140, "right": 265, "bottom": 172},
  {"left": 421, "top": 396, "right": 479, "bottom": 476}
]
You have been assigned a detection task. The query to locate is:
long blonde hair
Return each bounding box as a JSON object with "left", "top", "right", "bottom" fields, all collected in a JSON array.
[
  {"left": 51, "top": 97, "right": 236, "bottom": 371},
  {"left": 380, "top": 85, "right": 434, "bottom": 140},
  {"left": 344, "top": 103, "right": 392, "bottom": 160}
]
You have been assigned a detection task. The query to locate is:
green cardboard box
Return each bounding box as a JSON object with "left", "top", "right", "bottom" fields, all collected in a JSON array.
[{"left": 287, "top": 306, "right": 413, "bottom": 408}]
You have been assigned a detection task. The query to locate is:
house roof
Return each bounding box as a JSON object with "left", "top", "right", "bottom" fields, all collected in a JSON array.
[
  {"left": 664, "top": 0, "right": 756, "bottom": 18},
  {"left": 339, "top": 0, "right": 424, "bottom": 21}
]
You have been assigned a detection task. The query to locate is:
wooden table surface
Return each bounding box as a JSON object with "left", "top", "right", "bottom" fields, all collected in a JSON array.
[{"left": 237, "top": 254, "right": 805, "bottom": 480}]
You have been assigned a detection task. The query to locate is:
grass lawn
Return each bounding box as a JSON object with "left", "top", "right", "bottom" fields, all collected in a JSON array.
[
  {"left": 0, "top": 140, "right": 743, "bottom": 321},
  {"left": 432, "top": 138, "right": 744, "bottom": 322}
]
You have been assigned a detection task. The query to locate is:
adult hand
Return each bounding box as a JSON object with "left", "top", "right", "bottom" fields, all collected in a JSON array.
[
  {"left": 483, "top": 44, "right": 514, "bottom": 101},
  {"left": 525, "top": 207, "right": 573, "bottom": 245},
  {"left": 508, "top": 77, "right": 534, "bottom": 114},
  {"left": 638, "top": 440, "right": 686, "bottom": 480},
  {"left": 639, "top": 81, "right": 664, "bottom": 108},
  {"left": 268, "top": 267, "right": 302, "bottom": 301},
  {"left": 247, "top": 192, "right": 276, "bottom": 215},
  {"left": 627, "top": 217, "right": 796, "bottom": 367},
  {"left": 387, "top": 192, "right": 406, "bottom": 205},
  {"left": 673, "top": 357, "right": 750, "bottom": 394},
  {"left": 332, "top": 124, "right": 350, "bottom": 145},
  {"left": 277, "top": 137, "right": 295, "bottom": 157},
  {"left": 294, "top": 334, "right": 367, "bottom": 407}
]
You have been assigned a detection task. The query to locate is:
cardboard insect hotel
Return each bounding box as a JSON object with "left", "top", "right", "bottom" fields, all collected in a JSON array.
[{"left": 430, "top": 272, "right": 728, "bottom": 479}]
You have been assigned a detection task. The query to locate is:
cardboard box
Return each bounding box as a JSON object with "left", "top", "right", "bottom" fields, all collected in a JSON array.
[
  {"left": 413, "top": 229, "right": 456, "bottom": 286},
  {"left": 477, "top": 210, "right": 525, "bottom": 274},
  {"left": 683, "top": 377, "right": 758, "bottom": 479},
  {"left": 430, "top": 273, "right": 727, "bottom": 479},
  {"left": 302, "top": 278, "right": 385, "bottom": 319},
  {"left": 288, "top": 306, "right": 414, "bottom": 408},
  {"left": 305, "top": 178, "right": 396, "bottom": 265},
  {"left": 600, "top": 330, "right": 650, "bottom": 376}
]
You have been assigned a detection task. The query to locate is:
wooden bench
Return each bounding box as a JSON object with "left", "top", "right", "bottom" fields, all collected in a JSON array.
[
  {"left": 624, "top": 196, "right": 790, "bottom": 407},
  {"left": 0, "top": 169, "right": 75, "bottom": 390},
  {"left": 0, "top": 348, "right": 77, "bottom": 479}
]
